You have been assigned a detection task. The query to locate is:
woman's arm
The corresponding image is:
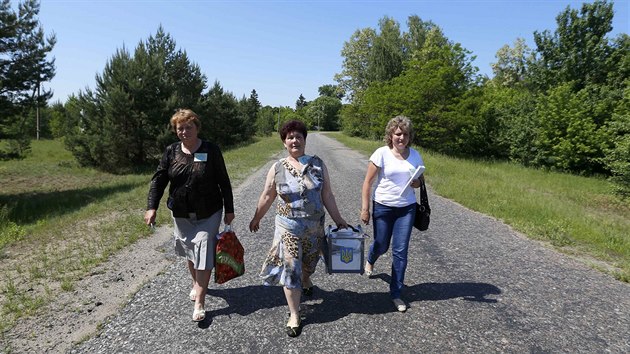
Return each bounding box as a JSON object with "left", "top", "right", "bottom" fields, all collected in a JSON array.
[
  {"left": 360, "top": 161, "right": 379, "bottom": 225},
  {"left": 320, "top": 162, "right": 348, "bottom": 229},
  {"left": 212, "top": 145, "right": 235, "bottom": 216},
  {"left": 249, "top": 164, "right": 278, "bottom": 232},
  {"left": 145, "top": 146, "right": 172, "bottom": 225}
]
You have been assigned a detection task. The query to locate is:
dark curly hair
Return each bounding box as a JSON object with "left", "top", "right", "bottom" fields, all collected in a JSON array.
[{"left": 279, "top": 120, "right": 308, "bottom": 141}]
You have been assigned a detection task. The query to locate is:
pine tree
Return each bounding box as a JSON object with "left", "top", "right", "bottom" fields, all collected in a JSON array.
[{"left": 64, "top": 27, "right": 206, "bottom": 172}]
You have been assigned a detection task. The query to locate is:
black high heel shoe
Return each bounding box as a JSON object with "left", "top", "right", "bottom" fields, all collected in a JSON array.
[{"left": 286, "top": 318, "right": 302, "bottom": 337}]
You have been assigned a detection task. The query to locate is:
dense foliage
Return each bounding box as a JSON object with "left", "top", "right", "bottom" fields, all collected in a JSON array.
[{"left": 335, "top": 0, "right": 629, "bottom": 195}]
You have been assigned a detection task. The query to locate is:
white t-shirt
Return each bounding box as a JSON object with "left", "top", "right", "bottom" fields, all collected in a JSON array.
[{"left": 369, "top": 146, "right": 425, "bottom": 207}]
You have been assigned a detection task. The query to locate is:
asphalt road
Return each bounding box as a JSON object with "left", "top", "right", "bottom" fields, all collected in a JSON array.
[{"left": 70, "top": 133, "right": 630, "bottom": 353}]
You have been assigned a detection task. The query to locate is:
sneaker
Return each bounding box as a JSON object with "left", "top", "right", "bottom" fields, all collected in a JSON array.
[{"left": 392, "top": 298, "right": 407, "bottom": 312}]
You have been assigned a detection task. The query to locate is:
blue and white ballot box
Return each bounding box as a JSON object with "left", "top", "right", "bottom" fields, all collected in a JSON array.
[{"left": 322, "top": 225, "right": 368, "bottom": 274}]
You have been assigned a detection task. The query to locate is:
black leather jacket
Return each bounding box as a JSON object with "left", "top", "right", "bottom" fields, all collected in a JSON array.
[{"left": 146, "top": 141, "right": 234, "bottom": 219}]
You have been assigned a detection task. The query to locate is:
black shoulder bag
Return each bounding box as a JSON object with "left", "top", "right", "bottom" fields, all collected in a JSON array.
[{"left": 414, "top": 179, "right": 431, "bottom": 231}]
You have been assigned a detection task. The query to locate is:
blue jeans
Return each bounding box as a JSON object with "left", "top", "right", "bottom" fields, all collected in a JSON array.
[{"left": 367, "top": 201, "right": 415, "bottom": 299}]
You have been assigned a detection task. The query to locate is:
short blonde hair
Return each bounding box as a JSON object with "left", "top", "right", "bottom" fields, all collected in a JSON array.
[
  {"left": 170, "top": 109, "right": 201, "bottom": 133},
  {"left": 384, "top": 115, "right": 413, "bottom": 148}
]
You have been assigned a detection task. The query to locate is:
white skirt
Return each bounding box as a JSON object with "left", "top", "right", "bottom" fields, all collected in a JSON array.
[{"left": 172, "top": 210, "right": 222, "bottom": 270}]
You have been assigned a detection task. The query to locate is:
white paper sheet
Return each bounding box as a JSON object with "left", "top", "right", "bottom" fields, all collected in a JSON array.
[{"left": 399, "top": 165, "right": 425, "bottom": 196}]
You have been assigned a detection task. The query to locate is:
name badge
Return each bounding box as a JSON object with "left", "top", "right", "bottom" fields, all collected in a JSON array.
[{"left": 194, "top": 153, "right": 207, "bottom": 162}]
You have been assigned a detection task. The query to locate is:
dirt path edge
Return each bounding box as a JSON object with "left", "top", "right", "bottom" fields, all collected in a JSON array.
[{"left": 2, "top": 225, "right": 174, "bottom": 353}]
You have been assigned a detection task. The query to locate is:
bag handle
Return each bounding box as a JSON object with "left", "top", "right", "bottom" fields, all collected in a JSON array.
[
  {"left": 217, "top": 223, "right": 233, "bottom": 239},
  {"left": 418, "top": 179, "right": 431, "bottom": 213},
  {"left": 330, "top": 225, "right": 360, "bottom": 233}
]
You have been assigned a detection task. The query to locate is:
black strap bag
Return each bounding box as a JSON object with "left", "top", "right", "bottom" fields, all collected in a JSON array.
[{"left": 414, "top": 179, "right": 431, "bottom": 231}]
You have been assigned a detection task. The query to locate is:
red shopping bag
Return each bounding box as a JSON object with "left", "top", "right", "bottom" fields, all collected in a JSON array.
[{"left": 214, "top": 225, "right": 245, "bottom": 284}]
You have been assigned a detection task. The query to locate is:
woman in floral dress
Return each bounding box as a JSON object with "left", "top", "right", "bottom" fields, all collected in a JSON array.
[{"left": 249, "top": 120, "right": 348, "bottom": 337}]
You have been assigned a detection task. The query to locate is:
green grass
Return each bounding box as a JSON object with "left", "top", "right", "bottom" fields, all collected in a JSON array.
[
  {"left": 0, "top": 135, "right": 284, "bottom": 336},
  {"left": 327, "top": 132, "right": 630, "bottom": 282},
  {"left": 222, "top": 135, "right": 285, "bottom": 186}
]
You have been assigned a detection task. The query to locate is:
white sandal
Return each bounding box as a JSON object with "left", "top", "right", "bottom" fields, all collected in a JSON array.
[
  {"left": 189, "top": 289, "right": 196, "bottom": 302},
  {"left": 192, "top": 306, "right": 205, "bottom": 322}
]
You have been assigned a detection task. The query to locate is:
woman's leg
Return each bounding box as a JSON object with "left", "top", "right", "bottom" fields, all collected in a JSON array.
[
  {"left": 389, "top": 203, "right": 415, "bottom": 299},
  {"left": 187, "top": 260, "right": 197, "bottom": 299},
  {"left": 174, "top": 215, "right": 199, "bottom": 299},
  {"left": 302, "top": 269, "right": 313, "bottom": 296},
  {"left": 194, "top": 268, "right": 212, "bottom": 307},
  {"left": 187, "top": 260, "right": 197, "bottom": 283},
  {"left": 191, "top": 211, "right": 221, "bottom": 319},
  {"left": 284, "top": 287, "right": 302, "bottom": 327},
  {"left": 368, "top": 202, "right": 395, "bottom": 266},
  {"left": 301, "top": 227, "right": 324, "bottom": 294},
  {"left": 275, "top": 222, "right": 302, "bottom": 324}
]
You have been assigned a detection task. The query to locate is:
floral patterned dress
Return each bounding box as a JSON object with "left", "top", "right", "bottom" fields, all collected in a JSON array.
[{"left": 260, "top": 155, "right": 326, "bottom": 288}]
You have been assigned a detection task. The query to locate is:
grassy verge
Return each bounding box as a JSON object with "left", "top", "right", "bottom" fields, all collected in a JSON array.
[
  {"left": 0, "top": 135, "right": 283, "bottom": 335},
  {"left": 326, "top": 132, "right": 630, "bottom": 282}
]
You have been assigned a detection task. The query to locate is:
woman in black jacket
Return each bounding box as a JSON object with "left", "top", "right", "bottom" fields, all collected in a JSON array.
[{"left": 145, "top": 108, "right": 235, "bottom": 322}]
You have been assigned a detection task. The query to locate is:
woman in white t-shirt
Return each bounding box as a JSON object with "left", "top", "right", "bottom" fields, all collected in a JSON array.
[{"left": 360, "top": 116, "right": 425, "bottom": 312}]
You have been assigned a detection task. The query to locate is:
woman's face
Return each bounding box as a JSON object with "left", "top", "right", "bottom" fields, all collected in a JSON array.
[
  {"left": 176, "top": 121, "right": 198, "bottom": 143},
  {"left": 391, "top": 127, "right": 410, "bottom": 150},
  {"left": 283, "top": 130, "right": 306, "bottom": 156}
]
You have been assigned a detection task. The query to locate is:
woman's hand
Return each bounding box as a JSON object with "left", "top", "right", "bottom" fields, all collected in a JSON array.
[
  {"left": 144, "top": 209, "right": 156, "bottom": 226},
  {"left": 361, "top": 162, "right": 378, "bottom": 226},
  {"left": 335, "top": 219, "right": 349, "bottom": 230},
  {"left": 249, "top": 165, "right": 277, "bottom": 234},
  {"left": 224, "top": 212, "right": 235, "bottom": 225},
  {"left": 410, "top": 178, "right": 421, "bottom": 188},
  {"left": 249, "top": 218, "right": 260, "bottom": 232},
  {"left": 360, "top": 209, "right": 370, "bottom": 225}
]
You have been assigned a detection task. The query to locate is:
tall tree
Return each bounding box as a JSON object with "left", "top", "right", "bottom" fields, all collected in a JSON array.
[
  {"left": 530, "top": 0, "right": 614, "bottom": 91},
  {"left": 295, "top": 94, "right": 308, "bottom": 110},
  {"left": 64, "top": 28, "right": 207, "bottom": 172},
  {"left": 201, "top": 81, "right": 243, "bottom": 147},
  {"left": 491, "top": 38, "right": 532, "bottom": 88},
  {"left": 334, "top": 27, "right": 376, "bottom": 102},
  {"left": 238, "top": 89, "right": 260, "bottom": 138},
  {"left": 337, "top": 14, "right": 478, "bottom": 148},
  {"left": 306, "top": 96, "right": 342, "bottom": 131},
  {"left": 318, "top": 84, "right": 343, "bottom": 100},
  {"left": 601, "top": 87, "right": 630, "bottom": 197},
  {"left": 367, "top": 16, "right": 404, "bottom": 83},
  {"left": 46, "top": 100, "right": 66, "bottom": 138},
  {"left": 245, "top": 89, "right": 261, "bottom": 118},
  {"left": 403, "top": 15, "right": 438, "bottom": 59},
  {"left": 0, "top": 0, "right": 55, "bottom": 157},
  {"left": 356, "top": 40, "right": 478, "bottom": 152},
  {"left": 533, "top": 83, "right": 607, "bottom": 173},
  {"left": 142, "top": 26, "right": 207, "bottom": 153},
  {"left": 146, "top": 26, "right": 206, "bottom": 110},
  {"left": 255, "top": 105, "right": 277, "bottom": 136}
]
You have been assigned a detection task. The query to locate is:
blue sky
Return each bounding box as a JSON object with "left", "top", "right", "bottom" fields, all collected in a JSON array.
[{"left": 39, "top": 0, "right": 628, "bottom": 108}]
